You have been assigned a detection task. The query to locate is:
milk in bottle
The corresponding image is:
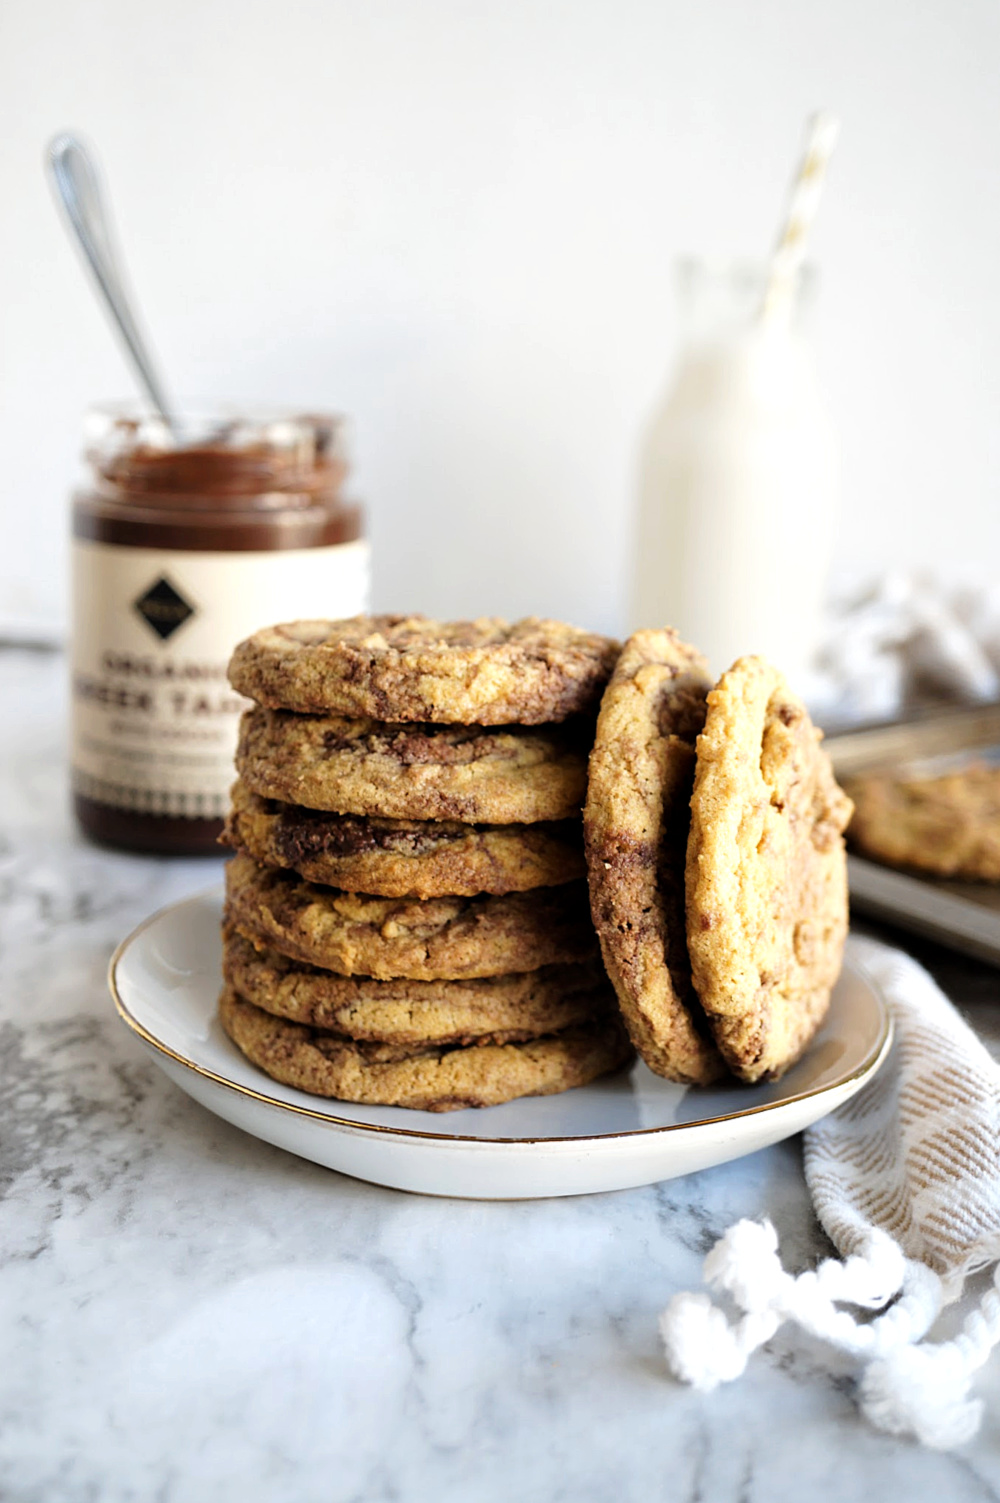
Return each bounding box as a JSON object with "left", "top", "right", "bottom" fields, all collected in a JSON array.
[{"left": 631, "top": 260, "right": 838, "bottom": 685}]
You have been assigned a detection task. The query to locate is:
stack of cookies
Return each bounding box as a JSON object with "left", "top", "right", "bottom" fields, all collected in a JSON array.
[{"left": 218, "top": 615, "right": 633, "bottom": 1111}]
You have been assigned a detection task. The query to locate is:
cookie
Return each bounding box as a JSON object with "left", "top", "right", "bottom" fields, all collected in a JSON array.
[
  {"left": 219, "top": 985, "right": 633, "bottom": 1111},
  {"left": 224, "top": 854, "right": 599, "bottom": 979},
  {"left": 228, "top": 615, "right": 620, "bottom": 725},
  {"left": 584, "top": 629, "right": 723, "bottom": 1085},
  {"left": 846, "top": 762, "right": 1000, "bottom": 881},
  {"left": 685, "top": 657, "right": 853, "bottom": 1083},
  {"left": 223, "top": 780, "right": 584, "bottom": 898},
  {"left": 222, "top": 927, "right": 613, "bottom": 1048},
  {"left": 236, "top": 706, "right": 589, "bottom": 824}
]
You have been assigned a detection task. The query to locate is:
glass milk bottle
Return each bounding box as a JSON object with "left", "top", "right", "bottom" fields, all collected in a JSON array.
[{"left": 631, "top": 260, "right": 838, "bottom": 685}]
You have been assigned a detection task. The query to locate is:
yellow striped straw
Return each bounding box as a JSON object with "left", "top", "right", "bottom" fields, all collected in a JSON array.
[{"left": 761, "top": 111, "right": 840, "bottom": 325}]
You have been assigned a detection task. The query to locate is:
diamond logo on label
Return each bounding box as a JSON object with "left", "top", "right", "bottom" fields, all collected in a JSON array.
[{"left": 133, "top": 576, "right": 196, "bottom": 641}]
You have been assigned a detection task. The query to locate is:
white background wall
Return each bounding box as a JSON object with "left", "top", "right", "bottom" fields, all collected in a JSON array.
[{"left": 2, "top": 0, "right": 998, "bottom": 638}]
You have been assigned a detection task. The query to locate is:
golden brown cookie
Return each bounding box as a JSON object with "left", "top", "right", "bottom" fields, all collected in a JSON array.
[
  {"left": 584, "top": 629, "right": 723, "bottom": 1085},
  {"left": 686, "top": 657, "right": 853, "bottom": 1083},
  {"left": 236, "top": 706, "right": 589, "bottom": 824},
  {"left": 219, "top": 985, "right": 633, "bottom": 1111},
  {"left": 222, "top": 926, "right": 614, "bottom": 1049},
  {"left": 846, "top": 761, "right": 1000, "bottom": 881},
  {"left": 228, "top": 615, "right": 620, "bottom": 725},
  {"left": 223, "top": 780, "right": 584, "bottom": 898},
  {"left": 224, "top": 853, "right": 599, "bottom": 979}
]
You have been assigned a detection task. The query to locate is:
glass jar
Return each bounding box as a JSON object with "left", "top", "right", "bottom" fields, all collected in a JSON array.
[
  {"left": 71, "top": 405, "right": 368, "bottom": 854},
  {"left": 631, "top": 259, "right": 839, "bottom": 685}
]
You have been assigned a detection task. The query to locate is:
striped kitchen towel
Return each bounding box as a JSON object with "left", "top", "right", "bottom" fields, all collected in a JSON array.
[{"left": 661, "top": 937, "right": 1000, "bottom": 1449}]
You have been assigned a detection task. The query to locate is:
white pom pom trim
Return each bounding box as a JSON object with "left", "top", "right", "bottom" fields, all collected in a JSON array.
[{"left": 659, "top": 1219, "right": 1000, "bottom": 1449}]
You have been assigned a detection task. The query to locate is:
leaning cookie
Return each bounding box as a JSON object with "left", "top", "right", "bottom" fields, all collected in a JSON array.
[
  {"left": 219, "top": 986, "right": 633, "bottom": 1111},
  {"left": 236, "top": 706, "right": 590, "bottom": 824},
  {"left": 224, "top": 854, "right": 599, "bottom": 980},
  {"left": 223, "top": 780, "right": 585, "bottom": 898},
  {"left": 584, "top": 629, "right": 723, "bottom": 1085},
  {"left": 222, "top": 927, "right": 614, "bottom": 1049},
  {"left": 686, "top": 657, "right": 853, "bottom": 1083},
  {"left": 228, "top": 614, "right": 620, "bottom": 725}
]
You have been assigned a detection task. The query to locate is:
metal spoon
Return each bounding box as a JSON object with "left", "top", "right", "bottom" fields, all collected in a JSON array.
[{"left": 46, "top": 132, "right": 179, "bottom": 435}]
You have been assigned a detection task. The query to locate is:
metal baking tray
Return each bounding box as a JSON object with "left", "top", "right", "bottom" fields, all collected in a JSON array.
[{"left": 825, "top": 705, "right": 1000, "bottom": 967}]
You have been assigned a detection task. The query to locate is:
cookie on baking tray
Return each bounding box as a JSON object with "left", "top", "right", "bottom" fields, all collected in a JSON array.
[
  {"left": 222, "top": 927, "right": 614, "bottom": 1050},
  {"left": 224, "top": 854, "right": 599, "bottom": 981},
  {"left": 219, "top": 985, "right": 633, "bottom": 1112},
  {"left": 235, "top": 706, "right": 589, "bottom": 824},
  {"left": 685, "top": 656, "right": 853, "bottom": 1083},
  {"left": 223, "top": 780, "right": 585, "bottom": 898},
  {"left": 228, "top": 614, "right": 620, "bottom": 725},
  {"left": 846, "top": 761, "right": 1000, "bottom": 881},
  {"left": 584, "top": 629, "right": 724, "bottom": 1085}
]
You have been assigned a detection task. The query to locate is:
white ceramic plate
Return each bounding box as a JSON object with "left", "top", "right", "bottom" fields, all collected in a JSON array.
[{"left": 110, "top": 889, "right": 893, "bottom": 1200}]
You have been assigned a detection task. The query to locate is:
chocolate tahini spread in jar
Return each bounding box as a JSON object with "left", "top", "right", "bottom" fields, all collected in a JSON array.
[{"left": 71, "top": 405, "right": 368, "bottom": 854}]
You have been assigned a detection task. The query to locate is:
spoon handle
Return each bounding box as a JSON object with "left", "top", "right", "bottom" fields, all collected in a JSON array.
[{"left": 46, "top": 133, "right": 179, "bottom": 433}]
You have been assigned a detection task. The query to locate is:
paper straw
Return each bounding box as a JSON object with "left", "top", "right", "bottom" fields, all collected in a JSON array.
[{"left": 760, "top": 111, "right": 840, "bottom": 325}]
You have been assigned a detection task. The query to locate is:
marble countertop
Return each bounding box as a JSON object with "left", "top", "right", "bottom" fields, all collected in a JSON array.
[{"left": 5, "top": 645, "right": 1000, "bottom": 1503}]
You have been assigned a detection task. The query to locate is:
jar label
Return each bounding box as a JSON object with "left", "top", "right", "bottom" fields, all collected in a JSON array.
[{"left": 71, "top": 538, "right": 370, "bottom": 817}]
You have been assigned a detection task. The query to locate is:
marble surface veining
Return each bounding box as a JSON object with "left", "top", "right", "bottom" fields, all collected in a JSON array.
[{"left": 4, "top": 646, "right": 1000, "bottom": 1503}]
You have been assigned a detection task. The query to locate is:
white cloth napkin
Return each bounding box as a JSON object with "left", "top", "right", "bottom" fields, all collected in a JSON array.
[
  {"left": 661, "top": 938, "right": 1000, "bottom": 1450},
  {"left": 805, "top": 574, "right": 1000, "bottom": 725}
]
